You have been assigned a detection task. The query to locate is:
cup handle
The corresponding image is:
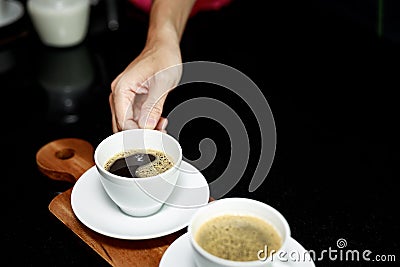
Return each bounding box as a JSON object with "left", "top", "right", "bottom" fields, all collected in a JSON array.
[{"left": 36, "top": 138, "right": 95, "bottom": 184}]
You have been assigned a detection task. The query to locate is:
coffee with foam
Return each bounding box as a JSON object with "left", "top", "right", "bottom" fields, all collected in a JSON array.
[
  {"left": 195, "top": 214, "right": 282, "bottom": 261},
  {"left": 104, "top": 149, "right": 173, "bottom": 178}
]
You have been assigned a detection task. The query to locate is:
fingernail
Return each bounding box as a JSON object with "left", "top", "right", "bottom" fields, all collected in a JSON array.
[
  {"left": 136, "top": 87, "right": 148, "bottom": 94},
  {"left": 161, "top": 119, "right": 168, "bottom": 130},
  {"left": 140, "top": 116, "right": 157, "bottom": 129}
]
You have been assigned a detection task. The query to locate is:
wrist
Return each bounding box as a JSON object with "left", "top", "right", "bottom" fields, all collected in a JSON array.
[
  {"left": 146, "top": 22, "right": 180, "bottom": 49},
  {"left": 142, "top": 25, "right": 182, "bottom": 67},
  {"left": 147, "top": 0, "right": 196, "bottom": 42}
]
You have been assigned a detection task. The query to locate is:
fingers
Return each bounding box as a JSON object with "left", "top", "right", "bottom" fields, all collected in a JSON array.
[
  {"left": 110, "top": 93, "right": 139, "bottom": 133},
  {"left": 110, "top": 91, "right": 138, "bottom": 131},
  {"left": 109, "top": 56, "right": 180, "bottom": 132},
  {"left": 138, "top": 101, "right": 165, "bottom": 129},
  {"left": 156, "top": 117, "right": 168, "bottom": 132},
  {"left": 109, "top": 94, "right": 119, "bottom": 133},
  {"left": 110, "top": 87, "right": 166, "bottom": 133},
  {"left": 111, "top": 76, "right": 147, "bottom": 131},
  {"left": 137, "top": 75, "right": 172, "bottom": 129}
]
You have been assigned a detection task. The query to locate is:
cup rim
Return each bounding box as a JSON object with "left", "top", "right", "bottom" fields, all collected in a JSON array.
[
  {"left": 27, "top": 0, "right": 90, "bottom": 10},
  {"left": 94, "top": 129, "right": 183, "bottom": 181},
  {"left": 187, "top": 197, "right": 291, "bottom": 266}
]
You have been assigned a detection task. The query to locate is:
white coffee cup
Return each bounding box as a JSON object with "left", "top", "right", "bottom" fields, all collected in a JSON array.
[
  {"left": 94, "top": 129, "right": 182, "bottom": 217},
  {"left": 188, "top": 197, "right": 291, "bottom": 267},
  {"left": 27, "top": 0, "right": 90, "bottom": 47}
]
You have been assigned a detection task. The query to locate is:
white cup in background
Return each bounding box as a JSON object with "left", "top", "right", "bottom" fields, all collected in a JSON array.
[
  {"left": 27, "top": 0, "right": 90, "bottom": 47},
  {"left": 94, "top": 129, "right": 183, "bottom": 217},
  {"left": 188, "top": 197, "right": 291, "bottom": 267}
]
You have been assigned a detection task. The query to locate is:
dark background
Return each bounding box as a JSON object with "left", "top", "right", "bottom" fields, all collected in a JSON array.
[{"left": 0, "top": 0, "right": 398, "bottom": 266}]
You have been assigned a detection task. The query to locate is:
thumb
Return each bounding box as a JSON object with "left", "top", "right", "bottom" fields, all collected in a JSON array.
[{"left": 138, "top": 96, "right": 167, "bottom": 129}]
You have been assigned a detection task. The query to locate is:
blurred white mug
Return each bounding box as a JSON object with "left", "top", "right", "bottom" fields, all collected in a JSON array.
[{"left": 27, "top": 0, "right": 90, "bottom": 47}]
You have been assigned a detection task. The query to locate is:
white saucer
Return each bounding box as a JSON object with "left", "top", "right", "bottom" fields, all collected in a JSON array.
[
  {"left": 0, "top": 0, "right": 24, "bottom": 28},
  {"left": 159, "top": 233, "right": 316, "bottom": 267},
  {"left": 71, "top": 161, "right": 210, "bottom": 240}
]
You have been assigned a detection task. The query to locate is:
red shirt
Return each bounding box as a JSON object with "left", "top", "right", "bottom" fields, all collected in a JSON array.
[{"left": 128, "top": 0, "right": 233, "bottom": 16}]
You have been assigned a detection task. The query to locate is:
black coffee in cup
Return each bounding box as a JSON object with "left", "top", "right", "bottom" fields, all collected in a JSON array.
[{"left": 104, "top": 149, "right": 173, "bottom": 178}]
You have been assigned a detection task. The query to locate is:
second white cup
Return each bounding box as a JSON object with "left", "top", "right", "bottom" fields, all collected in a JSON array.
[{"left": 188, "top": 197, "right": 291, "bottom": 267}]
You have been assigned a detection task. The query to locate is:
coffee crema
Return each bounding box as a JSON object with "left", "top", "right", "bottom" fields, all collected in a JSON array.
[
  {"left": 104, "top": 149, "right": 173, "bottom": 178},
  {"left": 195, "top": 214, "right": 282, "bottom": 262}
]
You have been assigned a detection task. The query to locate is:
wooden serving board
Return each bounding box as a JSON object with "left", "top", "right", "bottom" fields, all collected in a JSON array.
[{"left": 36, "top": 138, "right": 199, "bottom": 267}]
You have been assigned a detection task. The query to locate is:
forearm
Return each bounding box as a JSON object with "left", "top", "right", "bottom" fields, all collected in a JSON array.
[{"left": 146, "top": 0, "right": 197, "bottom": 46}]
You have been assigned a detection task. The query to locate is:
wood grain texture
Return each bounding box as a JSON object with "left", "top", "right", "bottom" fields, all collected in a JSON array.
[
  {"left": 36, "top": 138, "right": 95, "bottom": 183},
  {"left": 37, "top": 138, "right": 190, "bottom": 267},
  {"left": 48, "top": 189, "right": 183, "bottom": 267}
]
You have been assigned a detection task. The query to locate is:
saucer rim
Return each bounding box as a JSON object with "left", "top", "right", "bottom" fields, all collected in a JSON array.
[{"left": 70, "top": 161, "right": 210, "bottom": 240}]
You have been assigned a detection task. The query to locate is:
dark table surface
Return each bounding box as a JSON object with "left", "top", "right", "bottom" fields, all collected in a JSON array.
[{"left": 1, "top": 0, "right": 398, "bottom": 266}]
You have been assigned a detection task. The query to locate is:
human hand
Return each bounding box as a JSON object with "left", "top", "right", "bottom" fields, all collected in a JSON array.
[{"left": 109, "top": 41, "right": 182, "bottom": 133}]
